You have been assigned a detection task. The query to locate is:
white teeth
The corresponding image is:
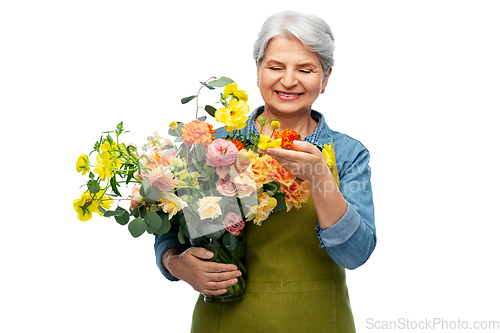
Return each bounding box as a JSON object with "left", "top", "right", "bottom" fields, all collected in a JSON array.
[{"left": 277, "top": 92, "right": 300, "bottom": 97}]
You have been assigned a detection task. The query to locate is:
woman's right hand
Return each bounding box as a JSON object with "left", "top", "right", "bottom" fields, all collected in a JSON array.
[{"left": 162, "top": 247, "right": 242, "bottom": 295}]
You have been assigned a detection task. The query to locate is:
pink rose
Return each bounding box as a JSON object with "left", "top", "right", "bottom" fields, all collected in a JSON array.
[
  {"left": 222, "top": 211, "right": 245, "bottom": 236},
  {"left": 216, "top": 174, "right": 237, "bottom": 197},
  {"left": 205, "top": 139, "right": 238, "bottom": 167}
]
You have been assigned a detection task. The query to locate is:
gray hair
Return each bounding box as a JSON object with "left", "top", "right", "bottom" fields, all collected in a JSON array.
[{"left": 253, "top": 11, "right": 335, "bottom": 73}]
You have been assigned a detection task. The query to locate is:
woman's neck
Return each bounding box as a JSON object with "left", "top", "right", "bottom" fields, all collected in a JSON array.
[{"left": 255, "top": 106, "right": 318, "bottom": 138}]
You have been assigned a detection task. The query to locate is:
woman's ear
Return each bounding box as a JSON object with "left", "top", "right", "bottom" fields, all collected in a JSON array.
[
  {"left": 321, "top": 67, "right": 332, "bottom": 93},
  {"left": 321, "top": 67, "right": 332, "bottom": 92}
]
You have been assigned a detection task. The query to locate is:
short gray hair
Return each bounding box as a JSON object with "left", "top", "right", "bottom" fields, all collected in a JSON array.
[{"left": 253, "top": 11, "right": 335, "bottom": 73}]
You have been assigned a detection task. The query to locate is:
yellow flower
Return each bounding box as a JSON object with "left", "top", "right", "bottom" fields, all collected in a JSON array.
[
  {"left": 159, "top": 193, "right": 188, "bottom": 220},
  {"left": 322, "top": 140, "right": 340, "bottom": 189},
  {"left": 95, "top": 152, "right": 113, "bottom": 180},
  {"left": 271, "top": 121, "right": 280, "bottom": 130},
  {"left": 169, "top": 121, "right": 179, "bottom": 130},
  {"left": 224, "top": 83, "right": 248, "bottom": 102},
  {"left": 197, "top": 196, "right": 222, "bottom": 220},
  {"left": 100, "top": 141, "right": 117, "bottom": 154},
  {"left": 268, "top": 197, "right": 277, "bottom": 209},
  {"left": 76, "top": 154, "right": 90, "bottom": 175},
  {"left": 257, "top": 135, "right": 282, "bottom": 150},
  {"left": 215, "top": 99, "right": 250, "bottom": 131},
  {"left": 73, "top": 190, "right": 113, "bottom": 221},
  {"left": 73, "top": 192, "right": 93, "bottom": 221},
  {"left": 245, "top": 192, "right": 276, "bottom": 226},
  {"left": 322, "top": 143, "right": 335, "bottom": 169}
]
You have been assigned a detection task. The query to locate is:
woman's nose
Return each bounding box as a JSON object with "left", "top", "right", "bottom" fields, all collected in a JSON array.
[{"left": 281, "top": 69, "right": 298, "bottom": 88}]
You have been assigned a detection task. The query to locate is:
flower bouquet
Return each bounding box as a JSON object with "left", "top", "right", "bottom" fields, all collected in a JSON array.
[{"left": 74, "top": 77, "right": 313, "bottom": 302}]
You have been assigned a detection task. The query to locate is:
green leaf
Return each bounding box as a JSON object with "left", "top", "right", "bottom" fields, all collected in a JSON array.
[
  {"left": 128, "top": 217, "right": 147, "bottom": 238},
  {"left": 199, "top": 81, "right": 215, "bottom": 90},
  {"left": 145, "top": 186, "right": 162, "bottom": 203},
  {"left": 241, "top": 196, "right": 259, "bottom": 207},
  {"left": 98, "top": 206, "right": 107, "bottom": 215},
  {"left": 145, "top": 211, "right": 162, "bottom": 229},
  {"left": 114, "top": 207, "right": 130, "bottom": 225},
  {"left": 168, "top": 122, "right": 184, "bottom": 137},
  {"left": 103, "top": 208, "right": 125, "bottom": 217},
  {"left": 204, "top": 105, "right": 217, "bottom": 117},
  {"left": 219, "top": 196, "right": 230, "bottom": 209},
  {"left": 206, "top": 77, "right": 234, "bottom": 87},
  {"left": 273, "top": 198, "right": 287, "bottom": 212},
  {"left": 181, "top": 95, "right": 197, "bottom": 104},
  {"left": 140, "top": 181, "right": 152, "bottom": 197},
  {"left": 155, "top": 217, "right": 172, "bottom": 235},
  {"left": 130, "top": 206, "right": 138, "bottom": 218},
  {"left": 223, "top": 232, "right": 238, "bottom": 251},
  {"left": 139, "top": 205, "right": 147, "bottom": 218},
  {"left": 110, "top": 176, "right": 122, "bottom": 197},
  {"left": 87, "top": 180, "right": 100, "bottom": 194},
  {"left": 197, "top": 116, "right": 207, "bottom": 121}
]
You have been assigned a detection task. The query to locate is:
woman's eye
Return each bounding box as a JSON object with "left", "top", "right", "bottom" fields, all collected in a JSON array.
[
  {"left": 269, "top": 67, "right": 283, "bottom": 71},
  {"left": 299, "top": 69, "right": 312, "bottom": 74}
]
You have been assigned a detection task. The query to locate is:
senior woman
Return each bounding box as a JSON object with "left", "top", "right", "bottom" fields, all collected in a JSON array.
[{"left": 154, "top": 10, "right": 376, "bottom": 333}]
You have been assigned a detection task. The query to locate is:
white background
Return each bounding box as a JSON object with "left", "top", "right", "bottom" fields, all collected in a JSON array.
[{"left": 1, "top": 0, "right": 499, "bottom": 332}]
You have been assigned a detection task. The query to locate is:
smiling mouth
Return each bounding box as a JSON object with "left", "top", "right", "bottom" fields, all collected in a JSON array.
[{"left": 276, "top": 91, "right": 302, "bottom": 97}]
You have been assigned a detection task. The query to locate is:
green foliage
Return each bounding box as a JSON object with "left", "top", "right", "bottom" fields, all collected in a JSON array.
[
  {"left": 199, "top": 81, "right": 216, "bottom": 90},
  {"left": 145, "top": 211, "right": 162, "bottom": 234},
  {"left": 223, "top": 232, "right": 238, "bottom": 251},
  {"left": 128, "top": 217, "right": 147, "bottom": 237},
  {"left": 204, "top": 105, "right": 217, "bottom": 117},
  {"left": 206, "top": 77, "right": 234, "bottom": 87},
  {"left": 181, "top": 95, "right": 197, "bottom": 104}
]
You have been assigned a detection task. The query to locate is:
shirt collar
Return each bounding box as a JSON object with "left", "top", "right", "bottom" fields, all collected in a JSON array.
[{"left": 246, "top": 106, "right": 331, "bottom": 147}]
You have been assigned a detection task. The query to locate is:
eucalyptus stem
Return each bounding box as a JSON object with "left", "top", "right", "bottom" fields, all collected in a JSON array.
[{"left": 195, "top": 76, "right": 216, "bottom": 119}]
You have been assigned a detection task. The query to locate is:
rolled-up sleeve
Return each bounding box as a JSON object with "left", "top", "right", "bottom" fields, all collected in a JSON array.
[
  {"left": 316, "top": 147, "right": 376, "bottom": 269},
  {"left": 154, "top": 224, "right": 190, "bottom": 281}
]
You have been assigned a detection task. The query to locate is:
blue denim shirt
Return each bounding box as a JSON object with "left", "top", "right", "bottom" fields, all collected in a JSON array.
[{"left": 154, "top": 107, "right": 376, "bottom": 280}]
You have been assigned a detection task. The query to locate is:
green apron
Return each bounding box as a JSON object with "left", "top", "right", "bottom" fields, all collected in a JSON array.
[
  {"left": 191, "top": 190, "right": 356, "bottom": 332},
  {"left": 191, "top": 143, "right": 354, "bottom": 332}
]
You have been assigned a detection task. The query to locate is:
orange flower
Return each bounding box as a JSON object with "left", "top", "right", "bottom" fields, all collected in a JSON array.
[
  {"left": 262, "top": 155, "right": 295, "bottom": 187},
  {"left": 228, "top": 139, "right": 245, "bottom": 151},
  {"left": 282, "top": 180, "right": 310, "bottom": 211},
  {"left": 236, "top": 149, "right": 272, "bottom": 187},
  {"left": 181, "top": 120, "right": 216, "bottom": 147},
  {"left": 273, "top": 129, "right": 301, "bottom": 151}
]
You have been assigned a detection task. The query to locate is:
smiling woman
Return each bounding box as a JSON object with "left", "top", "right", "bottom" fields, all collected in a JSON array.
[
  {"left": 155, "top": 10, "right": 376, "bottom": 333},
  {"left": 256, "top": 35, "right": 331, "bottom": 137}
]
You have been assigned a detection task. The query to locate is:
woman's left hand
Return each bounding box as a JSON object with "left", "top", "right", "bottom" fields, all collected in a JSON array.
[{"left": 258, "top": 140, "right": 330, "bottom": 184}]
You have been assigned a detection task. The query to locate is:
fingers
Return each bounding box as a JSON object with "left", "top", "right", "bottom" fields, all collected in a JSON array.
[
  {"left": 187, "top": 247, "right": 214, "bottom": 260},
  {"left": 183, "top": 247, "right": 242, "bottom": 295},
  {"left": 201, "top": 277, "right": 240, "bottom": 295}
]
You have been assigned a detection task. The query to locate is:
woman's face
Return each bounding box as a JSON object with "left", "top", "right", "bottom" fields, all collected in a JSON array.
[{"left": 257, "top": 35, "right": 331, "bottom": 117}]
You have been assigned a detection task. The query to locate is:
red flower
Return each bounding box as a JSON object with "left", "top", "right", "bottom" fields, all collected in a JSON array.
[
  {"left": 228, "top": 139, "right": 245, "bottom": 151},
  {"left": 273, "top": 129, "right": 301, "bottom": 151}
]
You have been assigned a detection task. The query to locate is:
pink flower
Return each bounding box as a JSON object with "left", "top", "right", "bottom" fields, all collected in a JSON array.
[
  {"left": 222, "top": 211, "right": 245, "bottom": 236},
  {"left": 216, "top": 174, "right": 237, "bottom": 197},
  {"left": 143, "top": 167, "right": 178, "bottom": 192},
  {"left": 130, "top": 185, "right": 142, "bottom": 210},
  {"left": 205, "top": 139, "right": 239, "bottom": 167}
]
